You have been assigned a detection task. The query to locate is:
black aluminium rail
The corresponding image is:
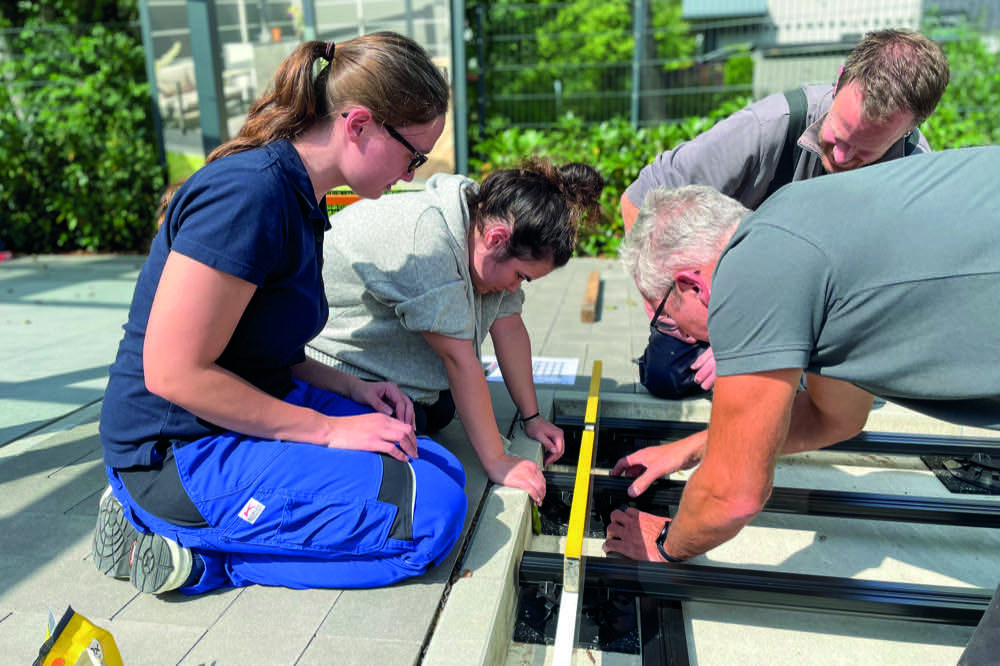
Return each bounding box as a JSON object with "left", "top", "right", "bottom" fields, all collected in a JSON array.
[
  {"left": 520, "top": 551, "right": 992, "bottom": 626},
  {"left": 640, "top": 598, "right": 689, "bottom": 666},
  {"left": 546, "top": 473, "right": 1000, "bottom": 528},
  {"left": 553, "top": 415, "right": 1000, "bottom": 458}
]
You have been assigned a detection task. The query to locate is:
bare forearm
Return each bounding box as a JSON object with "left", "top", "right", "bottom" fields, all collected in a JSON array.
[
  {"left": 443, "top": 355, "right": 507, "bottom": 468},
  {"left": 490, "top": 316, "right": 539, "bottom": 417},
  {"left": 292, "top": 356, "right": 362, "bottom": 396},
  {"left": 150, "top": 363, "right": 333, "bottom": 445},
  {"left": 660, "top": 372, "right": 794, "bottom": 559}
]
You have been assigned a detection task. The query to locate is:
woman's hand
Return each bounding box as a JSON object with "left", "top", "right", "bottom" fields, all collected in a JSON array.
[
  {"left": 350, "top": 379, "right": 415, "bottom": 429},
  {"left": 485, "top": 454, "right": 546, "bottom": 506},
  {"left": 610, "top": 437, "right": 705, "bottom": 498},
  {"left": 524, "top": 417, "right": 565, "bottom": 466},
  {"left": 325, "top": 413, "right": 418, "bottom": 463}
]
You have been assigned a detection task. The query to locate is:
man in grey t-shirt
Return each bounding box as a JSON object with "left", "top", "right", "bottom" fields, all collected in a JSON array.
[
  {"left": 623, "top": 29, "right": 949, "bottom": 397},
  {"left": 607, "top": 146, "right": 1000, "bottom": 564}
]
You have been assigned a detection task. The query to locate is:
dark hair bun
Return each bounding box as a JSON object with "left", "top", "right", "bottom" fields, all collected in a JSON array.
[{"left": 556, "top": 162, "right": 604, "bottom": 223}]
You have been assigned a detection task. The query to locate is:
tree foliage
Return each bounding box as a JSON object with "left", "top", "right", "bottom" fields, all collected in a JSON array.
[
  {"left": 0, "top": 12, "right": 164, "bottom": 253},
  {"left": 920, "top": 24, "right": 1000, "bottom": 148},
  {"left": 1, "top": 0, "right": 136, "bottom": 26},
  {"left": 471, "top": 0, "right": 695, "bottom": 124}
]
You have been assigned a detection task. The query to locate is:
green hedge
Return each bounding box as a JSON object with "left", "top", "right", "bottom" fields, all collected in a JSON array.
[
  {"left": 471, "top": 31, "right": 998, "bottom": 258},
  {"left": 0, "top": 23, "right": 164, "bottom": 253},
  {"left": 470, "top": 100, "right": 748, "bottom": 257}
]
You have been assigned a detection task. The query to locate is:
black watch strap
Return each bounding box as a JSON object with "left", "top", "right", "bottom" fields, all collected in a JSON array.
[{"left": 655, "top": 520, "right": 685, "bottom": 563}]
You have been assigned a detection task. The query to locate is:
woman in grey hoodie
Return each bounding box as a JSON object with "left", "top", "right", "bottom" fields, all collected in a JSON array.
[{"left": 314, "top": 159, "right": 604, "bottom": 505}]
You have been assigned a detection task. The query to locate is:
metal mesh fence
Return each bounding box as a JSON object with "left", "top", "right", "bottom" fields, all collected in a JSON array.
[{"left": 468, "top": 0, "right": 998, "bottom": 131}]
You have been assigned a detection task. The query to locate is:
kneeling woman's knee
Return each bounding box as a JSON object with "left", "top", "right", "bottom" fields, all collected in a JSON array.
[{"left": 410, "top": 460, "right": 467, "bottom": 565}]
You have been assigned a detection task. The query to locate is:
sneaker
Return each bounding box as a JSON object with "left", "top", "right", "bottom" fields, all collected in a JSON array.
[
  {"left": 92, "top": 486, "right": 138, "bottom": 580},
  {"left": 129, "top": 530, "right": 193, "bottom": 594}
]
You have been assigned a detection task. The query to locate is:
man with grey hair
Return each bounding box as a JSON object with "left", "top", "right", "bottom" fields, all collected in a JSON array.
[
  {"left": 622, "top": 28, "right": 950, "bottom": 398},
  {"left": 605, "top": 146, "right": 1000, "bottom": 565}
]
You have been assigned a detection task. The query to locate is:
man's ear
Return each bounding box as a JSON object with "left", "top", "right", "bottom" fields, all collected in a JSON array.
[
  {"left": 833, "top": 64, "right": 844, "bottom": 94},
  {"left": 673, "top": 269, "right": 710, "bottom": 305},
  {"left": 673, "top": 270, "right": 704, "bottom": 295}
]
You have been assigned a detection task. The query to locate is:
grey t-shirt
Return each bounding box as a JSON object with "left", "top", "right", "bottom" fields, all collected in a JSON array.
[
  {"left": 312, "top": 173, "right": 523, "bottom": 404},
  {"left": 625, "top": 84, "right": 930, "bottom": 211},
  {"left": 708, "top": 146, "right": 1000, "bottom": 429}
]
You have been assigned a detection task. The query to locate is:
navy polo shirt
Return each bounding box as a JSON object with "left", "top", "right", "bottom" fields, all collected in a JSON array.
[{"left": 100, "top": 140, "right": 331, "bottom": 469}]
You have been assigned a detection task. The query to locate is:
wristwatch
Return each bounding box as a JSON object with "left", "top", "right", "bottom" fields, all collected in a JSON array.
[{"left": 655, "top": 520, "right": 685, "bottom": 563}]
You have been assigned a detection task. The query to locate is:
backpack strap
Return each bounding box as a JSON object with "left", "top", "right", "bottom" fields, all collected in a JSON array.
[{"left": 765, "top": 87, "right": 809, "bottom": 199}]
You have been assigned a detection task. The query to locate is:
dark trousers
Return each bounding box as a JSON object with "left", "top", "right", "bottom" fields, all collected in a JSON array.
[{"left": 415, "top": 389, "right": 456, "bottom": 435}]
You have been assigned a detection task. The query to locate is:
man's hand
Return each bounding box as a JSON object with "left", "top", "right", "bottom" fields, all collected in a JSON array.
[
  {"left": 610, "top": 436, "right": 706, "bottom": 497},
  {"left": 524, "top": 417, "right": 565, "bottom": 466},
  {"left": 691, "top": 347, "right": 716, "bottom": 391},
  {"left": 350, "top": 379, "right": 415, "bottom": 429},
  {"left": 485, "top": 454, "right": 546, "bottom": 506},
  {"left": 603, "top": 507, "right": 670, "bottom": 561}
]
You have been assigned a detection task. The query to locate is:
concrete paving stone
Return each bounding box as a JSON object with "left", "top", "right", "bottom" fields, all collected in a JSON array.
[
  {"left": 6, "top": 611, "right": 201, "bottom": 666},
  {"left": 0, "top": 609, "right": 59, "bottom": 665},
  {"left": 114, "top": 585, "right": 246, "bottom": 629},
  {"left": 4, "top": 329, "right": 121, "bottom": 378},
  {"left": 684, "top": 601, "right": 972, "bottom": 666},
  {"left": 0, "top": 444, "right": 105, "bottom": 520},
  {"left": 704, "top": 514, "right": 1000, "bottom": 588},
  {"left": 425, "top": 545, "right": 522, "bottom": 666},
  {"left": 103, "top": 618, "right": 206, "bottom": 665},
  {"left": 0, "top": 609, "right": 194, "bottom": 666},
  {"left": 535, "top": 341, "right": 589, "bottom": 360},
  {"left": 319, "top": 583, "right": 443, "bottom": 643},
  {"left": 427, "top": 637, "right": 498, "bottom": 666},
  {"left": 179, "top": 585, "right": 342, "bottom": 665},
  {"left": 0, "top": 550, "right": 139, "bottom": 621},
  {"left": 425, "top": 436, "right": 541, "bottom": 666},
  {"left": 0, "top": 508, "right": 96, "bottom": 561},
  {"left": 297, "top": 635, "right": 423, "bottom": 666},
  {"left": 457, "top": 492, "right": 531, "bottom": 581}
]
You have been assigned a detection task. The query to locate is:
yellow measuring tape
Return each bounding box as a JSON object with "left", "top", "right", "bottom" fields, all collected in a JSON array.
[{"left": 564, "top": 361, "right": 602, "bottom": 559}]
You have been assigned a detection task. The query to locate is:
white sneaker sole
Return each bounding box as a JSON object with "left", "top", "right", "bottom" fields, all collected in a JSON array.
[{"left": 129, "top": 531, "right": 193, "bottom": 594}]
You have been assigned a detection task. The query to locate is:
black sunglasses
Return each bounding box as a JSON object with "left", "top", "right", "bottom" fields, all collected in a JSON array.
[
  {"left": 341, "top": 112, "right": 427, "bottom": 173},
  {"left": 383, "top": 123, "right": 429, "bottom": 173},
  {"left": 650, "top": 284, "right": 679, "bottom": 335}
]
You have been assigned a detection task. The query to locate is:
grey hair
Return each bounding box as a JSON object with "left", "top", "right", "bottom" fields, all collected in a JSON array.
[{"left": 619, "top": 185, "right": 749, "bottom": 302}]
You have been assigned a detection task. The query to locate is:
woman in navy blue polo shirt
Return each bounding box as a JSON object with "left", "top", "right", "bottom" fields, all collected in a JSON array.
[{"left": 94, "top": 32, "right": 467, "bottom": 594}]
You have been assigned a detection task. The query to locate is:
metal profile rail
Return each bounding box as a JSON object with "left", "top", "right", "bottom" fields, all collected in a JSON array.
[
  {"left": 521, "top": 552, "right": 992, "bottom": 626},
  {"left": 551, "top": 361, "right": 602, "bottom": 666},
  {"left": 546, "top": 473, "right": 1000, "bottom": 528},
  {"left": 554, "top": 416, "right": 1000, "bottom": 458}
]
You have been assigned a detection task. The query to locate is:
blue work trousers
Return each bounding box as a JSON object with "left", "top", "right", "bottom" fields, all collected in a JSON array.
[{"left": 107, "top": 381, "right": 467, "bottom": 594}]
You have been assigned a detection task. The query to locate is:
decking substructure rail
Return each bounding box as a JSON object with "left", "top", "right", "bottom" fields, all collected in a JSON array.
[
  {"left": 526, "top": 408, "right": 999, "bottom": 664},
  {"left": 554, "top": 416, "right": 1000, "bottom": 459}
]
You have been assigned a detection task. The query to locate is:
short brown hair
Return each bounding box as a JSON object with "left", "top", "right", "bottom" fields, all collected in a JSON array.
[{"left": 837, "top": 28, "right": 950, "bottom": 126}]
